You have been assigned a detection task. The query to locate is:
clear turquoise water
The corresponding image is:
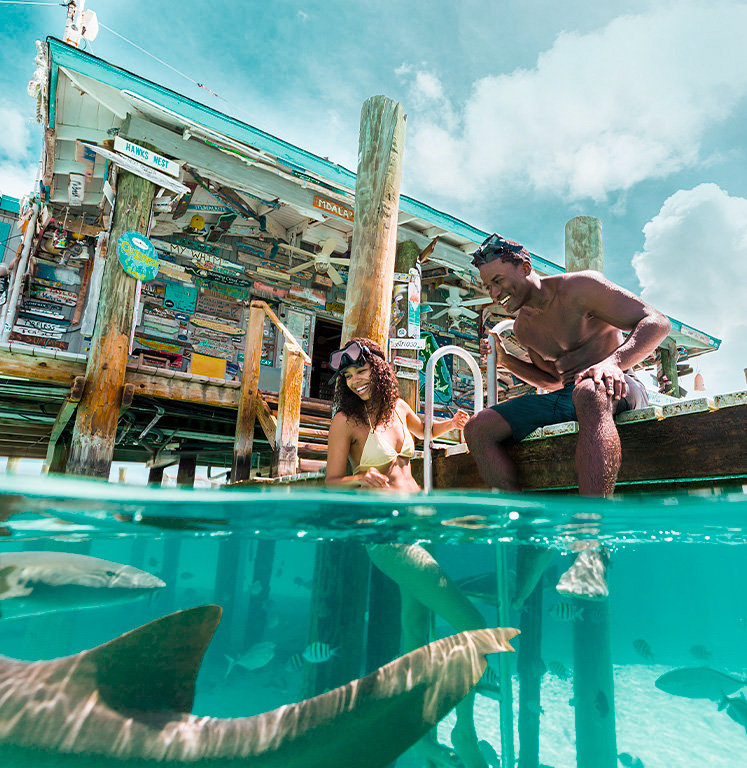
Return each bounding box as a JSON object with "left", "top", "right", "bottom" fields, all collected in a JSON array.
[{"left": 1, "top": 475, "right": 745, "bottom": 767}]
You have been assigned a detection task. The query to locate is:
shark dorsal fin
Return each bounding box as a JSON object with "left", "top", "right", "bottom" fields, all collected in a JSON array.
[{"left": 89, "top": 604, "right": 221, "bottom": 714}]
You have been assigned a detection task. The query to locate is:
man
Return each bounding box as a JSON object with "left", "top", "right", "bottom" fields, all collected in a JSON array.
[{"left": 463, "top": 234, "right": 671, "bottom": 600}]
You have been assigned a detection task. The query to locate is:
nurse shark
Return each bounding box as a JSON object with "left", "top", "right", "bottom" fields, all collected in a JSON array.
[
  {"left": 0, "top": 551, "right": 165, "bottom": 619},
  {"left": 0, "top": 605, "right": 518, "bottom": 767}
]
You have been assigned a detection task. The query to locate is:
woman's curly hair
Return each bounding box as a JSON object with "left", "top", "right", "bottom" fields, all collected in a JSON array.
[{"left": 333, "top": 337, "right": 400, "bottom": 428}]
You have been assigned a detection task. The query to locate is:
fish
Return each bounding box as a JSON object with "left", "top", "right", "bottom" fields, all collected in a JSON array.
[
  {"left": 286, "top": 653, "right": 304, "bottom": 672},
  {"left": 718, "top": 693, "right": 747, "bottom": 733},
  {"left": 618, "top": 753, "right": 644, "bottom": 767},
  {"left": 293, "top": 576, "right": 312, "bottom": 590},
  {"left": 689, "top": 644, "right": 712, "bottom": 661},
  {"left": 225, "top": 641, "right": 276, "bottom": 676},
  {"left": 180, "top": 571, "right": 195, "bottom": 580},
  {"left": 0, "top": 551, "right": 164, "bottom": 620},
  {"left": 532, "top": 658, "right": 548, "bottom": 677},
  {"left": 0, "top": 605, "right": 519, "bottom": 768},
  {"left": 303, "top": 641, "right": 339, "bottom": 663},
  {"left": 585, "top": 605, "right": 608, "bottom": 623},
  {"left": 548, "top": 602, "right": 583, "bottom": 622},
  {"left": 655, "top": 667, "right": 747, "bottom": 700},
  {"left": 476, "top": 665, "right": 502, "bottom": 701},
  {"left": 595, "top": 689, "right": 610, "bottom": 718},
  {"left": 548, "top": 661, "right": 569, "bottom": 681},
  {"left": 633, "top": 638, "right": 654, "bottom": 662}
]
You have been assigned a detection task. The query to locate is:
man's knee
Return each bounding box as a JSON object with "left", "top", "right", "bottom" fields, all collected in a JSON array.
[
  {"left": 572, "top": 378, "right": 612, "bottom": 416},
  {"left": 464, "top": 408, "right": 512, "bottom": 447}
]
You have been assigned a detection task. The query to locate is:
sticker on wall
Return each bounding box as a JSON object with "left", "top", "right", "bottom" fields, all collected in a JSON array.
[{"left": 117, "top": 231, "right": 159, "bottom": 282}]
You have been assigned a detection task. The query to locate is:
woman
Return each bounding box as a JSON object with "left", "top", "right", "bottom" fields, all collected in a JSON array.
[{"left": 325, "top": 337, "right": 492, "bottom": 768}]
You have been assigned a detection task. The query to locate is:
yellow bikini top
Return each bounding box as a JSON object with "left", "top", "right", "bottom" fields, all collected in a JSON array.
[{"left": 354, "top": 408, "right": 415, "bottom": 473}]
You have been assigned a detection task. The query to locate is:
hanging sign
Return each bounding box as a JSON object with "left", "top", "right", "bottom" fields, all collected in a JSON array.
[
  {"left": 407, "top": 267, "right": 421, "bottom": 339},
  {"left": 190, "top": 316, "right": 245, "bottom": 337},
  {"left": 157, "top": 260, "right": 192, "bottom": 283},
  {"left": 313, "top": 195, "right": 354, "bottom": 223},
  {"left": 389, "top": 338, "right": 425, "bottom": 350},
  {"left": 88, "top": 145, "right": 190, "bottom": 195},
  {"left": 196, "top": 290, "right": 241, "bottom": 321},
  {"left": 15, "top": 317, "right": 67, "bottom": 333},
  {"left": 113, "top": 136, "right": 180, "bottom": 178},
  {"left": 396, "top": 369, "right": 419, "bottom": 380},
  {"left": 394, "top": 356, "right": 424, "bottom": 369},
  {"left": 68, "top": 174, "right": 85, "bottom": 206},
  {"left": 10, "top": 331, "right": 68, "bottom": 349},
  {"left": 164, "top": 282, "right": 198, "bottom": 313},
  {"left": 29, "top": 286, "right": 77, "bottom": 306},
  {"left": 117, "top": 231, "right": 160, "bottom": 281}
]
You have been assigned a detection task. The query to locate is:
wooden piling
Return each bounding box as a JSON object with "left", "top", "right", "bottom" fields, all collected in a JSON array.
[
  {"left": 658, "top": 339, "right": 680, "bottom": 397},
  {"left": 271, "top": 344, "right": 304, "bottom": 476},
  {"left": 67, "top": 165, "right": 157, "bottom": 478},
  {"left": 306, "top": 95, "right": 406, "bottom": 699},
  {"left": 565, "top": 216, "right": 617, "bottom": 768}
]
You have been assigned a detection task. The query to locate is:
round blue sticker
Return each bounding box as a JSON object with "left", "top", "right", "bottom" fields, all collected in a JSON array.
[{"left": 117, "top": 230, "right": 159, "bottom": 282}]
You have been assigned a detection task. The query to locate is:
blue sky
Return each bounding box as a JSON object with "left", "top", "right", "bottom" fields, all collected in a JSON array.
[{"left": 1, "top": 0, "right": 746, "bottom": 392}]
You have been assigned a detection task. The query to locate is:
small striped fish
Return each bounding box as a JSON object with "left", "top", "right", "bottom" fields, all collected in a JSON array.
[
  {"left": 302, "top": 642, "right": 339, "bottom": 663},
  {"left": 548, "top": 661, "right": 569, "bottom": 681},
  {"left": 286, "top": 653, "right": 304, "bottom": 672},
  {"left": 549, "top": 602, "right": 583, "bottom": 622},
  {"left": 633, "top": 638, "right": 655, "bottom": 662},
  {"left": 690, "top": 644, "right": 712, "bottom": 661}
]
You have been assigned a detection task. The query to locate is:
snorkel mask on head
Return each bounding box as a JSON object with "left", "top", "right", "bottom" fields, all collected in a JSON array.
[
  {"left": 471, "top": 233, "right": 531, "bottom": 268},
  {"left": 329, "top": 340, "right": 385, "bottom": 373}
]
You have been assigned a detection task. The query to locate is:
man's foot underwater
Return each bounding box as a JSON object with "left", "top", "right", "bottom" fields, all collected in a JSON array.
[{"left": 556, "top": 544, "right": 610, "bottom": 601}]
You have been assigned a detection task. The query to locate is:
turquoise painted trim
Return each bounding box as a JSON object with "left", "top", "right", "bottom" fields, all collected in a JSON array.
[
  {"left": 48, "top": 56, "right": 59, "bottom": 129},
  {"left": 0, "top": 196, "right": 20, "bottom": 214},
  {"left": 47, "top": 38, "right": 565, "bottom": 275}
]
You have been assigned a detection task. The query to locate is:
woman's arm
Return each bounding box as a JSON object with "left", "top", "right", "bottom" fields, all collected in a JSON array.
[
  {"left": 401, "top": 399, "right": 470, "bottom": 439},
  {"left": 324, "top": 413, "right": 389, "bottom": 488}
]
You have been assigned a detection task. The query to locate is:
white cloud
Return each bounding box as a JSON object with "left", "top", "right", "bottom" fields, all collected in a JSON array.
[
  {"left": 0, "top": 161, "right": 37, "bottom": 199},
  {"left": 0, "top": 105, "right": 33, "bottom": 159},
  {"left": 633, "top": 183, "right": 747, "bottom": 395},
  {"left": 401, "top": 2, "right": 747, "bottom": 203}
]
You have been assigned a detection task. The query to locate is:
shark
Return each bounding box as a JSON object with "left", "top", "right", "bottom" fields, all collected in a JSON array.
[
  {"left": 0, "top": 551, "right": 165, "bottom": 619},
  {"left": 0, "top": 605, "right": 518, "bottom": 767}
]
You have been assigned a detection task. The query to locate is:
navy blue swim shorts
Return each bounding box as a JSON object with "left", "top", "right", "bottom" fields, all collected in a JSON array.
[{"left": 491, "top": 372, "right": 648, "bottom": 443}]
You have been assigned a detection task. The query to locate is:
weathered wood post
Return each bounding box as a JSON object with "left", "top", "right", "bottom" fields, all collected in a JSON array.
[
  {"left": 232, "top": 301, "right": 265, "bottom": 481},
  {"left": 67, "top": 165, "right": 157, "bottom": 477},
  {"left": 271, "top": 344, "right": 305, "bottom": 476},
  {"left": 565, "top": 216, "right": 617, "bottom": 768},
  {"left": 304, "top": 95, "right": 406, "bottom": 699},
  {"left": 658, "top": 340, "right": 680, "bottom": 397}
]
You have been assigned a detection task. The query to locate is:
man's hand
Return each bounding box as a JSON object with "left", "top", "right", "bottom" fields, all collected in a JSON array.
[
  {"left": 480, "top": 331, "right": 508, "bottom": 366},
  {"left": 574, "top": 359, "right": 628, "bottom": 400},
  {"left": 451, "top": 409, "right": 470, "bottom": 431}
]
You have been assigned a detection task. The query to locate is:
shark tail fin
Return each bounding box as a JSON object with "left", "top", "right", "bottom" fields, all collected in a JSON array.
[{"left": 89, "top": 604, "right": 222, "bottom": 714}]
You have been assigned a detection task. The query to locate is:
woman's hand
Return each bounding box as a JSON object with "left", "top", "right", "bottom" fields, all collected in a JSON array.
[
  {"left": 451, "top": 409, "right": 470, "bottom": 431},
  {"left": 359, "top": 467, "right": 390, "bottom": 488}
]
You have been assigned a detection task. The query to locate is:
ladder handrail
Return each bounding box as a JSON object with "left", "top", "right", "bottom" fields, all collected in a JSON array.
[
  {"left": 423, "top": 345, "right": 483, "bottom": 492},
  {"left": 487, "top": 319, "right": 515, "bottom": 407}
]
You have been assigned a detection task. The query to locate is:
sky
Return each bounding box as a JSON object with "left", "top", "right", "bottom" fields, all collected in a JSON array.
[{"left": 0, "top": 0, "right": 745, "bottom": 394}]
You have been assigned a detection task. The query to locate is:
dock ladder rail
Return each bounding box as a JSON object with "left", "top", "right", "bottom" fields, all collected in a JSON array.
[{"left": 423, "top": 345, "right": 484, "bottom": 493}]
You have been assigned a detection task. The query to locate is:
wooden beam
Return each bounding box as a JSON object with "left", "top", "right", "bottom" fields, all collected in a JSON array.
[
  {"left": 271, "top": 344, "right": 304, "bottom": 476},
  {"left": 231, "top": 302, "right": 265, "bottom": 482},
  {"left": 255, "top": 393, "right": 277, "bottom": 450},
  {"left": 43, "top": 375, "right": 85, "bottom": 471},
  {"left": 67, "top": 158, "right": 158, "bottom": 478}
]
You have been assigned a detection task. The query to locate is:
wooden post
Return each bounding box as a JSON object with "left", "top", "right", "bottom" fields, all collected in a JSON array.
[
  {"left": 147, "top": 465, "right": 165, "bottom": 486},
  {"left": 232, "top": 302, "right": 265, "bottom": 482},
  {"left": 306, "top": 95, "right": 405, "bottom": 699},
  {"left": 67, "top": 166, "right": 157, "bottom": 478},
  {"left": 176, "top": 454, "right": 197, "bottom": 487},
  {"left": 343, "top": 95, "right": 406, "bottom": 347},
  {"left": 565, "top": 217, "right": 617, "bottom": 768},
  {"left": 43, "top": 378, "right": 86, "bottom": 474},
  {"left": 658, "top": 339, "right": 680, "bottom": 397},
  {"left": 495, "top": 543, "right": 516, "bottom": 767},
  {"left": 565, "top": 216, "right": 603, "bottom": 273},
  {"left": 271, "top": 344, "right": 304, "bottom": 476},
  {"left": 242, "top": 538, "right": 276, "bottom": 648},
  {"left": 393, "top": 240, "right": 420, "bottom": 408}
]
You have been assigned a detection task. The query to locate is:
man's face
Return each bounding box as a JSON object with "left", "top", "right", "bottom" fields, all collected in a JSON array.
[{"left": 479, "top": 258, "right": 531, "bottom": 314}]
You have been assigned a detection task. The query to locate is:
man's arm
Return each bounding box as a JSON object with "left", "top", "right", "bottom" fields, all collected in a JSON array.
[{"left": 482, "top": 333, "right": 564, "bottom": 391}]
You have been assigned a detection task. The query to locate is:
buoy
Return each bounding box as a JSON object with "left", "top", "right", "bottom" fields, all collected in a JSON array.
[{"left": 694, "top": 372, "right": 705, "bottom": 391}]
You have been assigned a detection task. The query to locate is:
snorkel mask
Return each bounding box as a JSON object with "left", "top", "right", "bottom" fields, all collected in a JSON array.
[{"left": 329, "top": 340, "right": 385, "bottom": 374}]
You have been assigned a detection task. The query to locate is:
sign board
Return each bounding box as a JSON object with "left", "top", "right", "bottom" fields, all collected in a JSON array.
[
  {"left": 30, "top": 286, "right": 77, "bottom": 306},
  {"left": 394, "top": 356, "right": 423, "bottom": 369},
  {"left": 396, "top": 368, "right": 420, "bottom": 380},
  {"left": 190, "top": 316, "right": 245, "bottom": 337},
  {"left": 196, "top": 290, "right": 241, "bottom": 321},
  {"left": 68, "top": 174, "right": 85, "bottom": 206},
  {"left": 389, "top": 337, "right": 426, "bottom": 350},
  {"left": 408, "top": 266, "right": 421, "bottom": 339},
  {"left": 393, "top": 272, "right": 410, "bottom": 283},
  {"left": 74, "top": 140, "right": 97, "bottom": 180},
  {"left": 117, "top": 231, "right": 160, "bottom": 281},
  {"left": 157, "top": 260, "right": 192, "bottom": 283},
  {"left": 164, "top": 282, "right": 198, "bottom": 313},
  {"left": 10, "top": 331, "right": 68, "bottom": 349},
  {"left": 114, "top": 136, "right": 180, "bottom": 178},
  {"left": 313, "top": 196, "right": 354, "bottom": 223},
  {"left": 88, "top": 144, "right": 190, "bottom": 195}
]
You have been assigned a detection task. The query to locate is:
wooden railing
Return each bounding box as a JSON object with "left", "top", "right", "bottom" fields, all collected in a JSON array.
[{"left": 232, "top": 300, "right": 312, "bottom": 481}]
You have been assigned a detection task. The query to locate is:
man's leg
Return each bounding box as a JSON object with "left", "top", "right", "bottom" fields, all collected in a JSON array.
[
  {"left": 556, "top": 378, "right": 618, "bottom": 599},
  {"left": 463, "top": 409, "right": 520, "bottom": 491}
]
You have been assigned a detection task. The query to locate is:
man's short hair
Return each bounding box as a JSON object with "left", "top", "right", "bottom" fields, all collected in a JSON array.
[{"left": 472, "top": 233, "right": 531, "bottom": 268}]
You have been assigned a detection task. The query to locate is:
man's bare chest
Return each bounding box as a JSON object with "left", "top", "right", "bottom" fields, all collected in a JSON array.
[{"left": 514, "top": 307, "right": 593, "bottom": 361}]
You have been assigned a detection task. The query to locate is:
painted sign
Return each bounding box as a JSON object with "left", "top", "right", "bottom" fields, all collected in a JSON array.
[
  {"left": 288, "top": 286, "right": 325, "bottom": 307},
  {"left": 16, "top": 317, "right": 67, "bottom": 333},
  {"left": 192, "top": 339, "right": 236, "bottom": 360},
  {"left": 114, "top": 136, "right": 180, "bottom": 178},
  {"left": 196, "top": 290, "right": 241, "bottom": 321},
  {"left": 74, "top": 140, "right": 97, "bottom": 180},
  {"left": 134, "top": 336, "right": 182, "bottom": 354},
  {"left": 196, "top": 278, "right": 253, "bottom": 301},
  {"left": 190, "top": 316, "right": 245, "bottom": 337},
  {"left": 396, "top": 369, "right": 419, "bottom": 380},
  {"left": 10, "top": 331, "right": 68, "bottom": 349},
  {"left": 313, "top": 195, "right": 354, "bottom": 223},
  {"left": 88, "top": 144, "right": 190, "bottom": 195},
  {"left": 29, "top": 286, "right": 77, "bottom": 306},
  {"left": 68, "top": 174, "right": 85, "bottom": 206},
  {"left": 118, "top": 231, "right": 159, "bottom": 282},
  {"left": 164, "top": 282, "right": 198, "bottom": 313},
  {"left": 36, "top": 263, "right": 81, "bottom": 287},
  {"left": 408, "top": 267, "right": 421, "bottom": 339},
  {"left": 157, "top": 260, "right": 192, "bottom": 283},
  {"left": 394, "top": 356, "right": 424, "bottom": 369},
  {"left": 389, "top": 338, "right": 426, "bottom": 350},
  {"left": 184, "top": 265, "right": 253, "bottom": 287}
]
